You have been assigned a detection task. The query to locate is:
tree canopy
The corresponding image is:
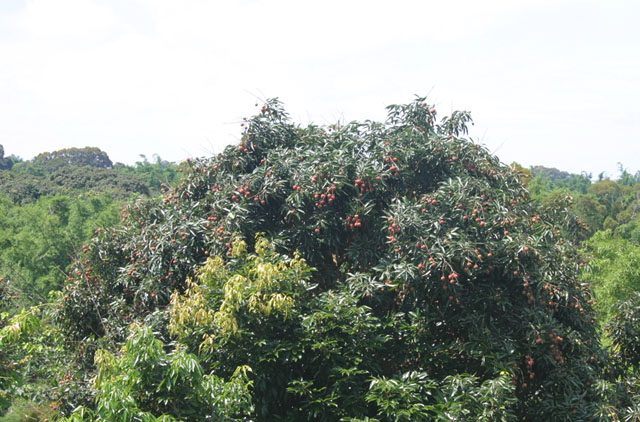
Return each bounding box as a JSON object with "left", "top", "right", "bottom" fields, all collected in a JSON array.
[{"left": 42, "top": 98, "right": 615, "bottom": 421}]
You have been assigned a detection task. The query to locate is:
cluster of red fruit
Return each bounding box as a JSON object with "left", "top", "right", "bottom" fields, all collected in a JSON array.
[
  {"left": 354, "top": 178, "right": 375, "bottom": 197},
  {"left": 313, "top": 185, "right": 337, "bottom": 208},
  {"left": 387, "top": 217, "right": 400, "bottom": 243},
  {"left": 210, "top": 223, "right": 226, "bottom": 240},
  {"left": 232, "top": 184, "right": 254, "bottom": 203},
  {"left": 420, "top": 196, "right": 437, "bottom": 213},
  {"left": 548, "top": 333, "right": 566, "bottom": 365},
  {"left": 345, "top": 214, "right": 362, "bottom": 230},
  {"left": 383, "top": 154, "right": 401, "bottom": 177},
  {"left": 441, "top": 272, "right": 459, "bottom": 285},
  {"left": 520, "top": 276, "right": 537, "bottom": 305}
]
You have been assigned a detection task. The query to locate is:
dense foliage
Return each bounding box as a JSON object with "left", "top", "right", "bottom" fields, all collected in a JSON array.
[
  {"left": 113, "top": 154, "right": 181, "bottom": 194},
  {"left": 524, "top": 163, "right": 640, "bottom": 330},
  {"left": 581, "top": 231, "right": 640, "bottom": 324},
  {"left": 0, "top": 194, "right": 120, "bottom": 309},
  {"left": 0, "top": 302, "right": 68, "bottom": 418},
  {"left": 525, "top": 164, "right": 640, "bottom": 236},
  {"left": 42, "top": 98, "right": 614, "bottom": 420},
  {"left": 3, "top": 103, "right": 640, "bottom": 421}
]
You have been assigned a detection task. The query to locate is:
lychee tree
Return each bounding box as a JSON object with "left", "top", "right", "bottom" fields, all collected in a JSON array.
[{"left": 57, "top": 98, "right": 612, "bottom": 420}]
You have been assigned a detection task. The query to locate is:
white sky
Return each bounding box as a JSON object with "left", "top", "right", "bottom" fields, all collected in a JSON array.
[{"left": 1, "top": 0, "right": 639, "bottom": 178}]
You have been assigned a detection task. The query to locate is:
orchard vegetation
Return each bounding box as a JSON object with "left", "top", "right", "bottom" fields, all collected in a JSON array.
[{"left": 1, "top": 100, "right": 640, "bottom": 420}]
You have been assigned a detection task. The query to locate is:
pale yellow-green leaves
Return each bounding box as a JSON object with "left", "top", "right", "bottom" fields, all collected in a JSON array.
[
  {"left": 169, "top": 279, "right": 214, "bottom": 338},
  {"left": 196, "top": 255, "right": 225, "bottom": 284},
  {"left": 254, "top": 235, "right": 269, "bottom": 256},
  {"left": 93, "top": 348, "right": 117, "bottom": 389},
  {"left": 168, "top": 235, "right": 312, "bottom": 351},
  {"left": 0, "top": 308, "right": 41, "bottom": 344},
  {"left": 231, "top": 236, "right": 248, "bottom": 257}
]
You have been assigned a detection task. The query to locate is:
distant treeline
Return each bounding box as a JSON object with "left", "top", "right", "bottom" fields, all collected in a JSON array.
[
  {"left": 0, "top": 145, "right": 181, "bottom": 204},
  {"left": 514, "top": 163, "right": 640, "bottom": 239}
]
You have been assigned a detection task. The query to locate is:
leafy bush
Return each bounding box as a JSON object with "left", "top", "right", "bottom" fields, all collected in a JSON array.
[
  {"left": 57, "top": 325, "right": 253, "bottom": 422},
  {"left": 0, "top": 399, "right": 57, "bottom": 422},
  {"left": 0, "top": 303, "right": 69, "bottom": 417}
]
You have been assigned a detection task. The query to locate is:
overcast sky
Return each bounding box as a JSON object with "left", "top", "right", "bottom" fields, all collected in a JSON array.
[{"left": 1, "top": 0, "right": 639, "bottom": 178}]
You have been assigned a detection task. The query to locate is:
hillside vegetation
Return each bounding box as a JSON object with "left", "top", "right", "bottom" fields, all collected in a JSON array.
[{"left": 0, "top": 149, "right": 180, "bottom": 310}]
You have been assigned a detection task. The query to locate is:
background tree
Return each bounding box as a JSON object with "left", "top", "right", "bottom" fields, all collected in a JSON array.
[
  {"left": 32, "top": 147, "right": 113, "bottom": 172},
  {"left": 529, "top": 165, "right": 592, "bottom": 196},
  {"left": 0, "top": 145, "right": 15, "bottom": 170},
  {"left": 527, "top": 165, "right": 640, "bottom": 235},
  {"left": 616, "top": 163, "right": 640, "bottom": 188},
  {"left": 48, "top": 166, "right": 150, "bottom": 198},
  {"left": 113, "top": 154, "right": 181, "bottom": 194}
]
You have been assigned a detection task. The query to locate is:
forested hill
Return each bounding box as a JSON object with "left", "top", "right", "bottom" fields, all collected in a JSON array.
[{"left": 0, "top": 146, "right": 180, "bottom": 204}]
